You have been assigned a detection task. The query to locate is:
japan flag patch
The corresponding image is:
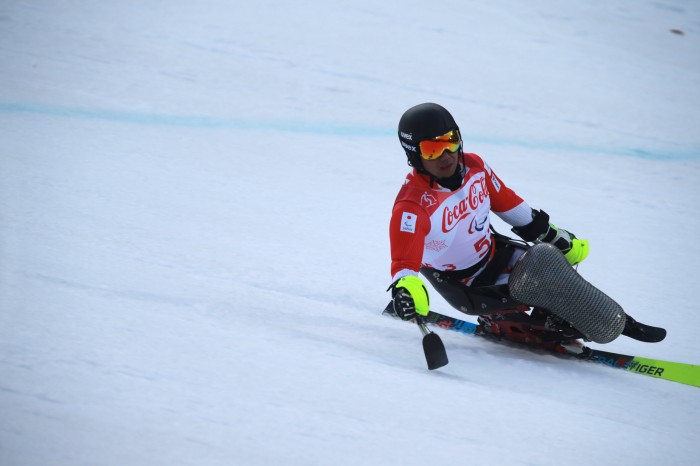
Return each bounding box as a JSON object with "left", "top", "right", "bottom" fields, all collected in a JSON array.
[{"left": 401, "top": 212, "right": 416, "bottom": 234}]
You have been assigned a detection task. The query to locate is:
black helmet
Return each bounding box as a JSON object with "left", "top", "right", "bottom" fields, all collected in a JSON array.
[{"left": 398, "top": 103, "right": 460, "bottom": 168}]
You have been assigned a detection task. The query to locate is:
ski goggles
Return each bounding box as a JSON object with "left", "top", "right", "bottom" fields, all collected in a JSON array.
[{"left": 418, "top": 130, "right": 462, "bottom": 160}]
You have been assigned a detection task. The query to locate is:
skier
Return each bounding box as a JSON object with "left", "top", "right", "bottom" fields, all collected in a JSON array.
[{"left": 388, "top": 102, "right": 665, "bottom": 346}]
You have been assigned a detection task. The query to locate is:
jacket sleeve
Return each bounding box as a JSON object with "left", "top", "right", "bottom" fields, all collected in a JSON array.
[{"left": 389, "top": 201, "right": 431, "bottom": 281}]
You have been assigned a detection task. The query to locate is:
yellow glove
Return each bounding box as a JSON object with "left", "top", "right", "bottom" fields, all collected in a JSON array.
[
  {"left": 564, "top": 238, "right": 589, "bottom": 266},
  {"left": 391, "top": 275, "right": 430, "bottom": 320},
  {"left": 512, "top": 210, "right": 589, "bottom": 266}
]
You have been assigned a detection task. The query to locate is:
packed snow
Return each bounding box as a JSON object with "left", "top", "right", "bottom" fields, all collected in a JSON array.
[{"left": 1, "top": 1, "right": 699, "bottom": 465}]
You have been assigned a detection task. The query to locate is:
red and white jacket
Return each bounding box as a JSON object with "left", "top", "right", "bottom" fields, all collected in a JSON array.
[{"left": 390, "top": 153, "right": 534, "bottom": 282}]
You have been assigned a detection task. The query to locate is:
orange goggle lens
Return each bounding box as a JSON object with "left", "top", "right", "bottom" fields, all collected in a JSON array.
[{"left": 419, "top": 130, "right": 462, "bottom": 160}]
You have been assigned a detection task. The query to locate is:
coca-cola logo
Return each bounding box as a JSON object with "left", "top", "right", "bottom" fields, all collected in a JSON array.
[
  {"left": 441, "top": 177, "right": 489, "bottom": 232},
  {"left": 442, "top": 199, "right": 471, "bottom": 232},
  {"left": 468, "top": 177, "right": 489, "bottom": 209}
]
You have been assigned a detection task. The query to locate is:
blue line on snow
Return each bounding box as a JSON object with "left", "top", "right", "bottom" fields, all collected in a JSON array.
[
  {"left": 0, "top": 101, "right": 391, "bottom": 137},
  {"left": 1, "top": 101, "right": 697, "bottom": 161}
]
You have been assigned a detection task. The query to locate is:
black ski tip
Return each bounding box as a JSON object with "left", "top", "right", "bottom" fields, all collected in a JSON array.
[
  {"left": 423, "top": 332, "right": 449, "bottom": 370},
  {"left": 622, "top": 316, "right": 667, "bottom": 343}
]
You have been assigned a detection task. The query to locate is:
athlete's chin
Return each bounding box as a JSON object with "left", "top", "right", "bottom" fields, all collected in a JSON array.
[{"left": 436, "top": 164, "right": 457, "bottom": 177}]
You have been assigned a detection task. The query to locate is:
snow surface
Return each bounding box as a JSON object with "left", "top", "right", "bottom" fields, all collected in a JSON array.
[{"left": 1, "top": 1, "right": 700, "bottom": 465}]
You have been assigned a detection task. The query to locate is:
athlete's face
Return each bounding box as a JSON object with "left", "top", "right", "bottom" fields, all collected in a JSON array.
[{"left": 422, "top": 149, "right": 459, "bottom": 178}]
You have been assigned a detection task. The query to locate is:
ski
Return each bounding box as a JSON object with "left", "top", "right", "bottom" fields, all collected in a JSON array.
[{"left": 383, "top": 307, "right": 700, "bottom": 388}]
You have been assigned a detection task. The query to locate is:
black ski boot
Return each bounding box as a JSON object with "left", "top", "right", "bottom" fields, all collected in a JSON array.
[
  {"left": 537, "top": 310, "right": 588, "bottom": 342},
  {"left": 621, "top": 315, "right": 666, "bottom": 343}
]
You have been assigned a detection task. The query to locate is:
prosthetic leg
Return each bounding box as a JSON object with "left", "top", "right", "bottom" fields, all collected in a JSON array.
[{"left": 508, "top": 243, "right": 626, "bottom": 344}]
